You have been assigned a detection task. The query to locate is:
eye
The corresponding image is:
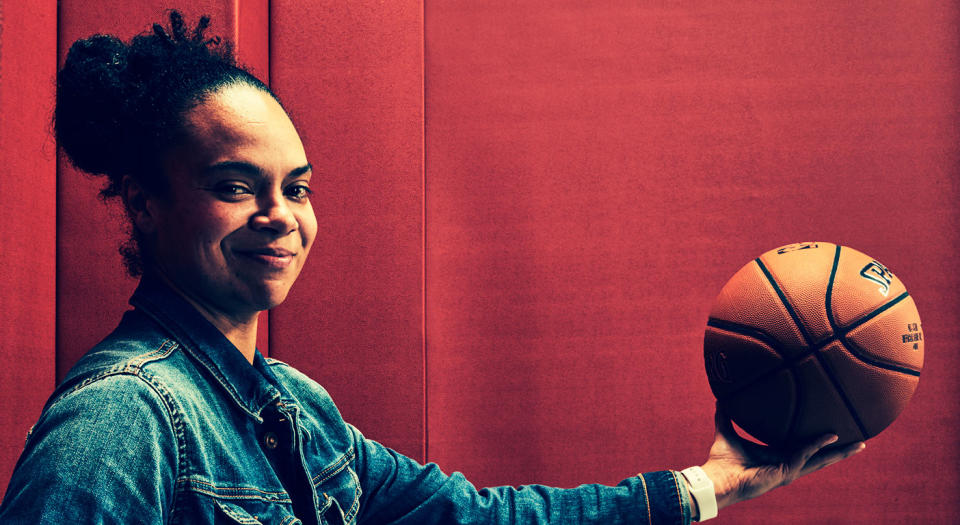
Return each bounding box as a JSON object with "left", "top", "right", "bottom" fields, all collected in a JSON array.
[
  {"left": 285, "top": 183, "right": 313, "bottom": 201},
  {"left": 207, "top": 182, "right": 253, "bottom": 200}
]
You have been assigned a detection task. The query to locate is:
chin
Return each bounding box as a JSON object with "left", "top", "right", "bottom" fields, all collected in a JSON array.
[{"left": 248, "top": 284, "right": 293, "bottom": 312}]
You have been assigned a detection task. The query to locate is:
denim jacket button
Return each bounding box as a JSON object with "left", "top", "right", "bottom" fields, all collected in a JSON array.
[{"left": 263, "top": 431, "right": 279, "bottom": 450}]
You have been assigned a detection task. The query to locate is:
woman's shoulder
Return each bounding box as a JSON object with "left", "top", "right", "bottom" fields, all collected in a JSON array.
[
  {"left": 44, "top": 335, "right": 187, "bottom": 437},
  {"left": 62, "top": 309, "right": 182, "bottom": 376},
  {"left": 57, "top": 336, "right": 183, "bottom": 402},
  {"left": 48, "top": 309, "right": 207, "bottom": 432}
]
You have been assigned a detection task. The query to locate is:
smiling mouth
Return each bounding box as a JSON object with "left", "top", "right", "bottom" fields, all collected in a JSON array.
[{"left": 235, "top": 248, "right": 296, "bottom": 270}]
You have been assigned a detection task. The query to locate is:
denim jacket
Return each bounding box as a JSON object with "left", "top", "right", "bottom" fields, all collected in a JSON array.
[{"left": 0, "top": 275, "right": 693, "bottom": 524}]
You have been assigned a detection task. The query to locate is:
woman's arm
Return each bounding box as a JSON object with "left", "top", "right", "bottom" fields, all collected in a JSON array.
[
  {"left": 346, "top": 423, "right": 693, "bottom": 525},
  {"left": 0, "top": 374, "right": 178, "bottom": 524},
  {"left": 346, "top": 408, "right": 864, "bottom": 525}
]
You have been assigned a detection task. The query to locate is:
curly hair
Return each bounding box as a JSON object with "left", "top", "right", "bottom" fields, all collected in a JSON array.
[{"left": 55, "top": 10, "right": 279, "bottom": 276}]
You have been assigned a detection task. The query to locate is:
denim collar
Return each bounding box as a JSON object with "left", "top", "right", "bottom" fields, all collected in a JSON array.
[{"left": 129, "top": 272, "right": 281, "bottom": 421}]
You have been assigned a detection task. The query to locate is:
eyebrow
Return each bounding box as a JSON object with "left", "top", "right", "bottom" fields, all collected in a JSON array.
[{"left": 203, "top": 161, "right": 313, "bottom": 179}]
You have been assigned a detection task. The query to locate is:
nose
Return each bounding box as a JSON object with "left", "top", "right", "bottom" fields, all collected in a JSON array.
[{"left": 250, "top": 191, "right": 298, "bottom": 236}]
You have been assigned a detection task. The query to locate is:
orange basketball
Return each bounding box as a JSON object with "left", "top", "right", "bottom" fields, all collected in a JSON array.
[{"left": 704, "top": 242, "right": 923, "bottom": 449}]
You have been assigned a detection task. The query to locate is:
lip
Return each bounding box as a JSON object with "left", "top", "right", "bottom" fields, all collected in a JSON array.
[{"left": 234, "top": 247, "right": 296, "bottom": 270}]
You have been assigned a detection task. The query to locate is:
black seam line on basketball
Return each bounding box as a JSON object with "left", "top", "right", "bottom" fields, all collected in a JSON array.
[
  {"left": 754, "top": 258, "right": 815, "bottom": 346},
  {"left": 707, "top": 315, "right": 804, "bottom": 438},
  {"left": 821, "top": 245, "right": 884, "bottom": 440},
  {"left": 784, "top": 361, "right": 802, "bottom": 446},
  {"left": 829, "top": 282, "right": 919, "bottom": 376},
  {"left": 842, "top": 292, "right": 910, "bottom": 335},
  {"left": 706, "top": 318, "right": 787, "bottom": 359},
  {"left": 708, "top": 331, "right": 838, "bottom": 401},
  {"left": 840, "top": 335, "right": 921, "bottom": 376},
  {"left": 712, "top": 319, "right": 919, "bottom": 404},
  {"left": 811, "top": 349, "right": 869, "bottom": 441},
  {"left": 838, "top": 292, "right": 920, "bottom": 376},
  {"left": 825, "top": 244, "right": 842, "bottom": 329},
  {"left": 824, "top": 246, "right": 917, "bottom": 373}
]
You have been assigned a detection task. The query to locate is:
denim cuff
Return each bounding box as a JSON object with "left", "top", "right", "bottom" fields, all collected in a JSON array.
[{"left": 637, "top": 470, "right": 692, "bottom": 525}]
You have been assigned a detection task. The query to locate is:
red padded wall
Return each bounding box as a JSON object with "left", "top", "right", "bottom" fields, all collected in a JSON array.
[
  {"left": 424, "top": 2, "right": 959, "bottom": 523},
  {"left": 269, "top": 1, "right": 426, "bottom": 460},
  {"left": 0, "top": 0, "right": 58, "bottom": 499},
  {"left": 55, "top": 1, "right": 270, "bottom": 381}
]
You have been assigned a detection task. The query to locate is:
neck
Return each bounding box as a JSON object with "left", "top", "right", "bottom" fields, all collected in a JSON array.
[
  {"left": 200, "top": 311, "right": 260, "bottom": 364},
  {"left": 149, "top": 267, "right": 260, "bottom": 364}
]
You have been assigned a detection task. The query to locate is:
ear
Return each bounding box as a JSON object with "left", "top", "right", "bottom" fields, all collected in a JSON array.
[{"left": 121, "top": 175, "right": 159, "bottom": 235}]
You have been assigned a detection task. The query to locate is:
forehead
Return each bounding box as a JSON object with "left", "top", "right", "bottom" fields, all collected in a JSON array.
[{"left": 179, "top": 84, "right": 304, "bottom": 163}]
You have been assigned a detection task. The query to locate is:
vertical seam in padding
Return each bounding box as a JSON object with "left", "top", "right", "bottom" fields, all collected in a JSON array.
[{"left": 420, "top": 0, "right": 429, "bottom": 464}]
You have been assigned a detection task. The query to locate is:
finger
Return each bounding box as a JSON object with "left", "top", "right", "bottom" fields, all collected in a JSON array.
[
  {"left": 800, "top": 441, "right": 865, "bottom": 477},
  {"left": 789, "top": 434, "right": 838, "bottom": 472},
  {"left": 711, "top": 405, "right": 776, "bottom": 462}
]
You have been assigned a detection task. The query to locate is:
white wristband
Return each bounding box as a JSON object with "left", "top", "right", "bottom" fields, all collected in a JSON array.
[{"left": 680, "top": 466, "right": 718, "bottom": 522}]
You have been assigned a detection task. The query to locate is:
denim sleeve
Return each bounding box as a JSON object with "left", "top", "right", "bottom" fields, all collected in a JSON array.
[
  {"left": 349, "top": 424, "right": 692, "bottom": 525},
  {"left": 0, "top": 374, "right": 178, "bottom": 524}
]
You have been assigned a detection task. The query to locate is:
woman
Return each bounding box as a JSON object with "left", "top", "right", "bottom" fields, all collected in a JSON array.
[{"left": 0, "top": 12, "right": 863, "bottom": 524}]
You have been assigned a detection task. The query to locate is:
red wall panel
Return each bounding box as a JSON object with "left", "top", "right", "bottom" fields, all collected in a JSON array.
[
  {"left": 0, "top": 0, "right": 58, "bottom": 500},
  {"left": 55, "top": 1, "right": 271, "bottom": 380},
  {"left": 269, "top": 1, "right": 426, "bottom": 460},
  {"left": 424, "top": 2, "right": 959, "bottom": 523}
]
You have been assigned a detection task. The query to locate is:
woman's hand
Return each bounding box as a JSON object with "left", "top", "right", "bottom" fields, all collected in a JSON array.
[{"left": 699, "top": 404, "right": 866, "bottom": 511}]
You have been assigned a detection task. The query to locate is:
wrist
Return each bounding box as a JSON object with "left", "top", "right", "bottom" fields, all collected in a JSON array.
[
  {"left": 680, "top": 466, "right": 718, "bottom": 522},
  {"left": 700, "top": 461, "right": 737, "bottom": 510}
]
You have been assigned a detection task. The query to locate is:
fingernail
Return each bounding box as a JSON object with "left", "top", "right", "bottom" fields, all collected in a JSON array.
[{"left": 827, "top": 435, "right": 839, "bottom": 444}]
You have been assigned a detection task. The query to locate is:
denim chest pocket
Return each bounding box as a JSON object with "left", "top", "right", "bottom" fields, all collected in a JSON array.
[
  {"left": 312, "top": 450, "right": 362, "bottom": 525},
  {"left": 211, "top": 498, "right": 301, "bottom": 525}
]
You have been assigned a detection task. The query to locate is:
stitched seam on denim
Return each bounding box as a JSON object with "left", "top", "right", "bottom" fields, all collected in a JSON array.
[
  {"left": 277, "top": 401, "right": 299, "bottom": 415},
  {"left": 179, "top": 478, "right": 293, "bottom": 501},
  {"left": 185, "top": 486, "right": 293, "bottom": 504},
  {"left": 125, "top": 339, "right": 178, "bottom": 370},
  {"left": 55, "top": 341, "right": 175, "bottom": 401},
  {"left": 317, "top": 492, "right": 334, "bottom": 516},
  {"left": 281, "top": 516, "right": 299, "bottom": 525},
  {"left": 213, "top": 500, "right": 264, "bottom": 525},
  {"left": 638, "top": 474, "right": 652, "bottom": 525},
  {"left": 343, "top": 467, "right": 361, "bottom": 523},
  {"left": 670, "top": 471, "right": 683, "bottom": 525},
  {"left": 59, "top": 369, "right": 127, "bottom": 398},
  {"left": 135, "top": 369, "right": 187, "bottom": 525},
  {"left": 311, "top": 447, "right": 356, "bottom": 484}
]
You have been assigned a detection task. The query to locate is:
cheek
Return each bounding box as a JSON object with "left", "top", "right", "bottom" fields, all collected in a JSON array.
[
  {"left": 178, "top": 208, "right": 244, "bottom": 250},
  {"left": 299, "top": 207, "right": 319, "bottom": 250}
]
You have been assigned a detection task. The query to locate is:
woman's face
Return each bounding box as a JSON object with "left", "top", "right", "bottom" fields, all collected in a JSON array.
[{"left": 145, "top": 84, "right": 317, "bottom": 320}]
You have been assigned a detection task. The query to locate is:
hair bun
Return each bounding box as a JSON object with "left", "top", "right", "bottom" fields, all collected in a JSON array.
[
  {"left": 56, "top": 34, "right": 136, "bottom": 188},
  {"left": 55, "top": 10, "right": 276, "bottom": 276}
]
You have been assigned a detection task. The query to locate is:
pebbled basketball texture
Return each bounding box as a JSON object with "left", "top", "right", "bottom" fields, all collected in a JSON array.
[{"left": 704, "top": 242, "right": 923, "bottom": 449}]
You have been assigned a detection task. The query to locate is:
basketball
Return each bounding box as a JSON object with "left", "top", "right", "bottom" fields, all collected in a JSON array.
[{"left": 703, "top": 242, "right": 923, "bottom": 449}]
